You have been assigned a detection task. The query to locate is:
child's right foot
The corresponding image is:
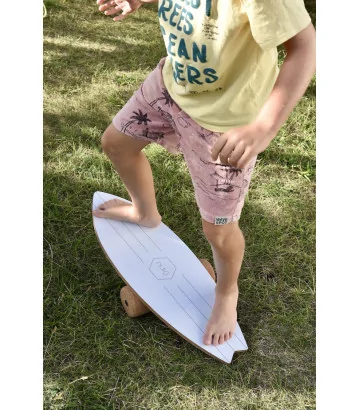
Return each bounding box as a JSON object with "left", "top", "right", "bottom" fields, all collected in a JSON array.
[{"left": 93, "top": 198, "right": 161, "bottom": 228}]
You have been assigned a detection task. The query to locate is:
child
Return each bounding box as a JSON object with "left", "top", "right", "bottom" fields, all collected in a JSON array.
[{"left": 93, "top": 0, "right": 316, "bottom": 346}]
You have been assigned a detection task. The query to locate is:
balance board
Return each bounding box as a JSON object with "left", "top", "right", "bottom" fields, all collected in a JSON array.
[{"left": 93, "top": 191, "right": 248, "bottom": 363}]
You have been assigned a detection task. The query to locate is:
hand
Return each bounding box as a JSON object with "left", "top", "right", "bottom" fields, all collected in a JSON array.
[
  {"left": 97, "top": 0, "right": 142, "bottom": 21},
  {"left": 211, "top": 122, "right": 275, "bottom": 169}
]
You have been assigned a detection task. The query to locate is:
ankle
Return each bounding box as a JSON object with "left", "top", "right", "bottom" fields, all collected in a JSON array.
[
  {"left": 215, "top": 284, "right": 239, "bottom": 297},
  {"left": 136, "top": 209, "right": 162, "bottom": 227}
]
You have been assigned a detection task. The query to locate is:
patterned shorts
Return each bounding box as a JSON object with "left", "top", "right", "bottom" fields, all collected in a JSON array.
[{"left": 113, "top": 58, "right": 256, "bottom": 225}]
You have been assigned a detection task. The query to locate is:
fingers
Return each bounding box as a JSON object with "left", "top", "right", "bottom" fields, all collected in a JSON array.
[
  {"left": 211, "top": 131, "right": 243, "bottom": 166},
  {"left": 211, "top": 128, "right": 257, "bottom": 168},
  {"left": 211, "top": 134, "right": 228, "bottom": 161},
  {"left": 227, "top": 142, "right": 246, "bottom": 167},
  {"left": 218, "top": 141, "right": 237, "bottom": 164},
  {"left": 103, "top": 4, "right": 124, "bottom": 15},
  {"left": 235, "top": 148, "right": 253, "bottom": 169},
  {"left": 113, "top": 3, "right": 131, "bottom": 20},
  {"left": 98, "top": 0, "right": 116, "bottom": 11},
  {"left": 211, "top": 136, "right": 237, "bottom": 165},
  {"left": 99, "top": 0, "right": 125, "bottom": 15},
  {"left": 113, "top": 12, "right": 127, "bottom": 21}
]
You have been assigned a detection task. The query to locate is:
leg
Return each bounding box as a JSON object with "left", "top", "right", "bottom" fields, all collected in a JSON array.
[
  {"left": 202, "top": 220, "right": 245, "bottom": 346},
  {"left": 170, "top": 112, "right": 256, "bottom": 345},
  {"left": 93, "top": 123, "right": 162, "bottom": 227}
]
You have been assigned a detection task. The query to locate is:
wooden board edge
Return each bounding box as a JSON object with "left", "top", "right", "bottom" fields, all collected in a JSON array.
[{"left": 93, "top": 216, "right": 235, "bottom": 364}]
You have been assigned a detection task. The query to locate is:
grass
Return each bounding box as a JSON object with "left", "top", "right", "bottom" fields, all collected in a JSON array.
[{"left": 44, "top": 1, "right": 316, "bottom": 408}]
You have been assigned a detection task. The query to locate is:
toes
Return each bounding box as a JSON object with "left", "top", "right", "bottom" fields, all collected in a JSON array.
[
  {"left": 103, "top": 199, "right": 116, "bottom": 208},
  {"left": 93, "top": 209, "right": 105, "bottom": 218},
  {"left": 93, "top": 199, "right": 130, "bottom": 219},
  {"left": 218, "top": 334, "right": 225, "bottom": 345},
  {"left": 99, "top": 199, "right": 120, "bottom": 210},
  {"left": 213, "top": 333, "right": 220, "bottom": 346},
  {"left": 97, "top": 200, "right": 110, "bottom": 211},
  {"left": 203, "top": 330, "right": 213, "bottom": 345},
  {"left": 203, "top": 335, "right": 212, "bottom": 346}
]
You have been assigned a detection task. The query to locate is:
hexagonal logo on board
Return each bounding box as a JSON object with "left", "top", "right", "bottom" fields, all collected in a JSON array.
[{"left": 150, "top": 258, "right": 176, "bottom": 280}]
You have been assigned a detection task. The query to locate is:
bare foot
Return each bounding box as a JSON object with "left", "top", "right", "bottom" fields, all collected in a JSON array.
[
  {"left": 203, "top": 288, "right": 238, "bottom": 346},
  {"left": 92, "top": 198, "right": 161, "bottom": 228}
]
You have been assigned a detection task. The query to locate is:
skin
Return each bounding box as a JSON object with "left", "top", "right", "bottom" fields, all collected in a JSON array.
[
  {"left": 212, "top": 23, "right": 317, "bottom": 168},
  {"left": 94, "top": 2, "right": 316, "bottom": 346},
  {"left": 97, "top": 0, "right": 157, "bottom": 21}
]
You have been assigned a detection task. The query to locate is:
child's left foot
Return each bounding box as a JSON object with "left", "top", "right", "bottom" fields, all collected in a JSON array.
[{"left": 203, "top": 288, "right": 238, "bottom": 346}]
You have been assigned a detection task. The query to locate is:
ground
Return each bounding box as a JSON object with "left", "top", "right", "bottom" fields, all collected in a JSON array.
[{"left": 43, "top": 1, "right": 316, "bottom": 408}]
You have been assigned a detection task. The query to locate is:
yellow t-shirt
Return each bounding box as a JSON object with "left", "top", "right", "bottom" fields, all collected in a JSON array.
[{"left": 158, "top": 0, "right": 311, "bottom": 132}]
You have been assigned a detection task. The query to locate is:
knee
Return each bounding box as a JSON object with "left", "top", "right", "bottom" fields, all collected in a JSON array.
[
  {"left": 101, "top": 126, "right": 122, "bottom": 157},
  {"left": 101, "top": 124, "right": 147, "bottom": 160},
  {"left": 202, "top": 219, "right": 242, "bottom": 248}
]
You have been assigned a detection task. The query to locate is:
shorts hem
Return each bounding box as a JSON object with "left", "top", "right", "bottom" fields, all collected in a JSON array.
[
  {"left": 199, "top": 209, "right": 241, "bottom": 225},
  {"left": 111, "top": 119, "right": 152, "bottom": 143}
]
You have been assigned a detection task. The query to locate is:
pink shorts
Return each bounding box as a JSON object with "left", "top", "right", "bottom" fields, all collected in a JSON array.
[{"left": 113, "top": 58, "right": 256, "bottom": 225}]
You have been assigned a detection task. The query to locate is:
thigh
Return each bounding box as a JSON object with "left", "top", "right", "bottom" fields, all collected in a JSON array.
[
  {"left": 174, "top": 112, "right": 257, "bottom": 224},
  {"left": 112, "top": 59, "right": 182, "bottom": 154}
]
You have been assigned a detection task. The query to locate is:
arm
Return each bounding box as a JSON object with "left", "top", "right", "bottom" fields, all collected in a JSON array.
[
  {"left": 211, "top": 23, "right": 316, "bottom": 169},
  {"left": 255, "top": 23, "right": 316, "bottom": 140}
]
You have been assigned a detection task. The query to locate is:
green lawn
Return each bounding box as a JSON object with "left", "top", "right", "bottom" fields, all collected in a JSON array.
[{"left": 43, "top": 1, "right": 316, "bottom": 408}]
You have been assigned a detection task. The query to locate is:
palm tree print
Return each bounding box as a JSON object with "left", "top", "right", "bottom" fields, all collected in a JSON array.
[
  {"left": 224, "top": 165, "right": 243, "bottom": 180},
  {"left": 149, "top": 88, "right": 174, "bottom": 107},
  {"left": 213, "top": 165, "right": 243, "bottom": 192},
  {"left": 198, "top": 156, "right": 243, "bottom": 193},
  {"left": 122, "top": 109, "right": 152, "bottom": 133}
]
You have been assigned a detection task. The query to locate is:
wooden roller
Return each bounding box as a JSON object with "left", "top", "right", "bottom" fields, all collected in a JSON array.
[
  {"left": 120, "top": 286, "right": 150, "bottom": 318},
  {"left": 199, "top": 258, "right": 216, "bottom": 282}
]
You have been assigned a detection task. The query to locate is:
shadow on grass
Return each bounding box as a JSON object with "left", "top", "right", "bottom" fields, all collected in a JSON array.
[
  {"left": 304, "top": 0, "right": 316, "bottom": 25},
  {"left": 305, "top": 81, "right": 316, "bottom": 98},
  {"left": 44, "top": 155, "right": 315, "bottom": 408},
  {"left": 43, "top": 1, "right": 315, "bottom": 406},
  {"left": 43, "top": 38, "right": 165, "bottom": 89},
  {"left": 44, "top": 4, "right": 165, "bottom": 93},
  {"left": 258, "top": 148, "right": 316, "bottom": 178},
  {"left": 43, "top": 110, "right": 110, "bottom": 155}
]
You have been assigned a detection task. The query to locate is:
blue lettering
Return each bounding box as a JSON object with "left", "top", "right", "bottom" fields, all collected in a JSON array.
[
  {"left": 177, "top": 0, "right": 200, "bottom": 9},
  {"left": 191, "top": 0, "right": 200, "bottom": 8},
  {"left": 176, "top": 7, "right": 187, "bottom": 32},
  {"left": 187, "top": 65, "right": 202, "bottom": 85},
  {"left": 169, "top": 3, "right": 182, "bottom": 27},
  {"left": 192, "top": 43, "right": 207, "bottom": 63},
  {"left": 178, "top": 38, "right": 190, "bottom": 60},
  {"left": 204, "top": 68, "right": 219, "bottom": 84},
  {"left": 167, "top": 33, "right": 177, "bottom": 56},
  {"left": 183, "top": 11, "right": 194, "bottom": 35},
  {"left": 158, "top": 0, "right": 173, "bottom": 22},
  {"left": 174, "top": 61, "right": 186, "bottom": 81}
]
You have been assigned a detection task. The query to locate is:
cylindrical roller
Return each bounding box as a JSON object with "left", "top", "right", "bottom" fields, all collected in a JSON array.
[
  {"left": 120, "top": 286, "right": 150, "bottom": 318},
  {"left": 199, "top": 258, "right": 216, "bottom": 282}
]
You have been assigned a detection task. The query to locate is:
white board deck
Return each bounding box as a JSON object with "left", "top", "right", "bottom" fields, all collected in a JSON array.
[{"left": 93, "top": 191, "right": 248, "bottom": 363}]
